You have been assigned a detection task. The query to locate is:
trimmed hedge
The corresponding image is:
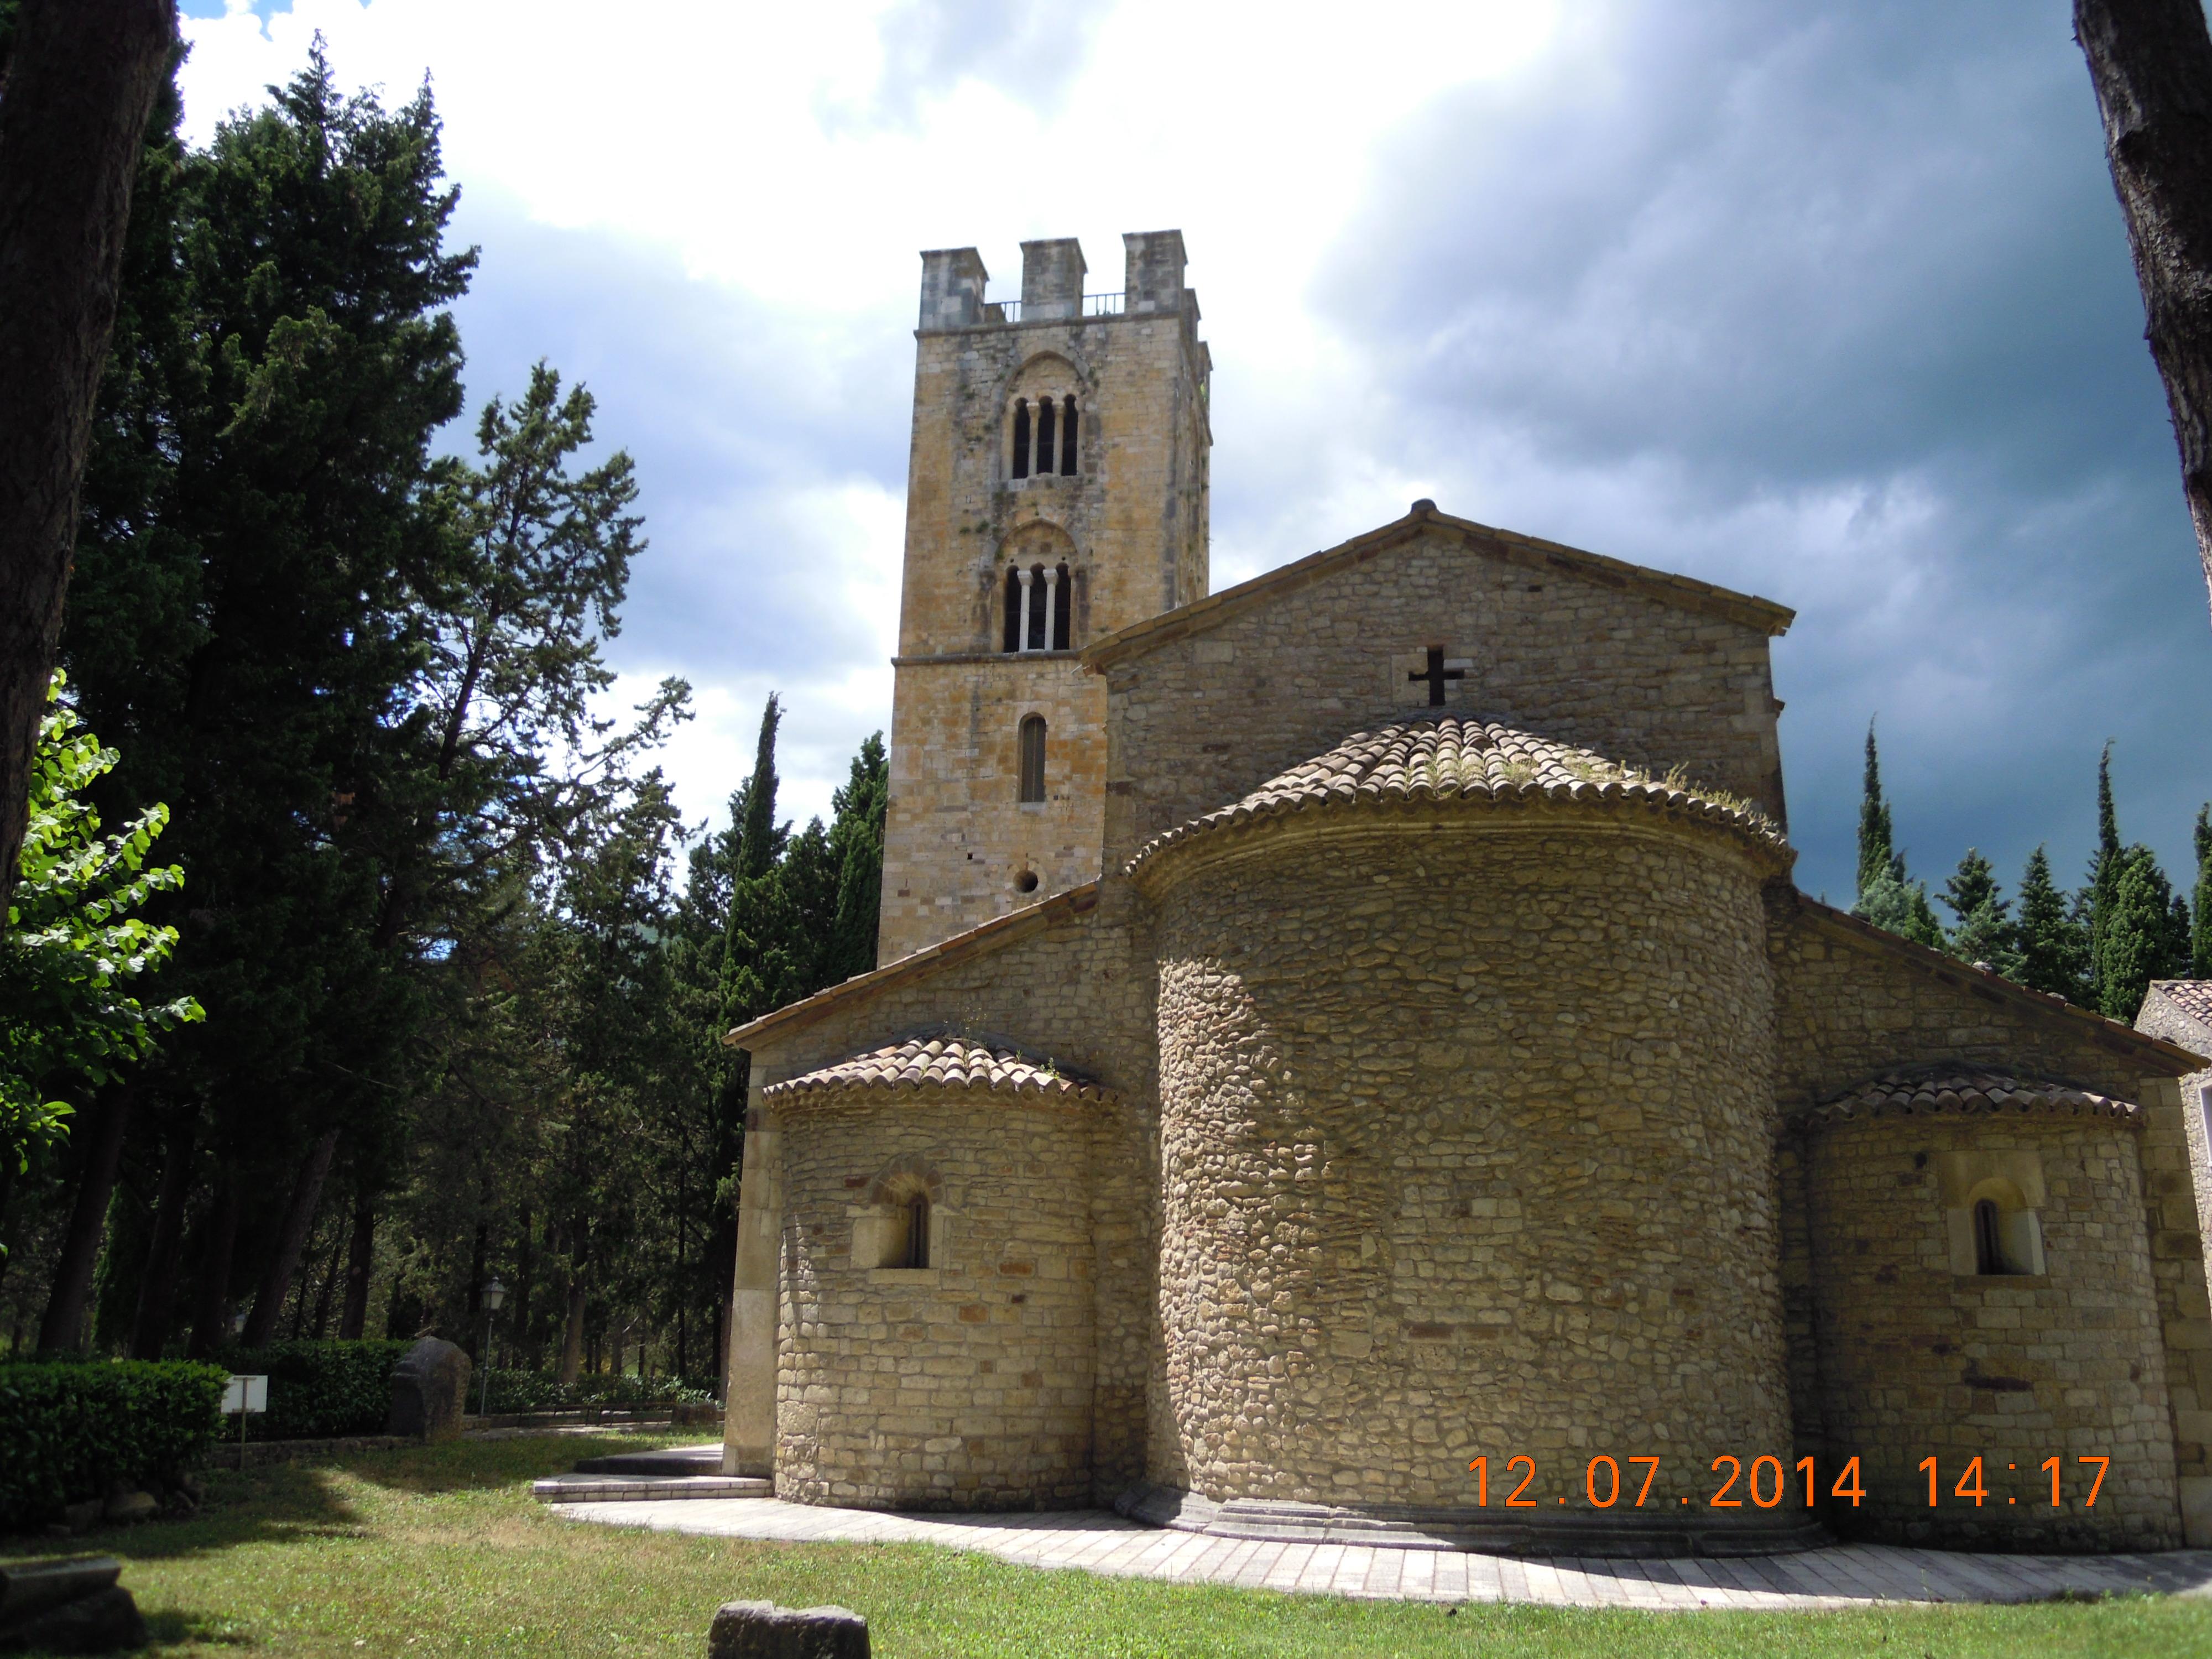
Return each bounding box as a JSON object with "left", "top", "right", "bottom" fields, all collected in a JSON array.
[
  {"left": 215, "top": 1340, "right": 413, "bottom": 1439},
  {"left": 0, "top": 1359, "right": 226, "bottom": 1530},
  {"left": 481, "top": 1369, "right": 713, "bottom": 1415}
]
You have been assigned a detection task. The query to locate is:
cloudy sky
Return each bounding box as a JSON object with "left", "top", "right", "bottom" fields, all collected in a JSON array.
[{"left": 175, "top": 0, "right": 2212, "bottom": 908}]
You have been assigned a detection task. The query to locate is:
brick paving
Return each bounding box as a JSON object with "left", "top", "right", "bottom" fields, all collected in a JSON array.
[{"left": 549, "top": 1497, "right": 2212, "bottom": 1609}]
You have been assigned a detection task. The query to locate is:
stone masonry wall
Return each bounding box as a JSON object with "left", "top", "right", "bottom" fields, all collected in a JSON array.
[
  {"left": 1804, "top": 1113, "right": 2179, "bottom": 1549},
  {"left": 742, "top": 903, "right": 1156, "bottom": 1501},
  {"left": 879, "top": 253, "right": 1208, "bottom": 964},
  {"left": 1771, "top": 898, "right": 2212, "bottom": 1544},
  {"left": 1142, "top": 804, "right": 1798, "bottom": 1538},
  {"left": 1097, "top": 521, "right": 1788, "bottom": 891},
  {"left": 879, "top": 657, "right": 1105, "bottom": 963},
  {"left": 773, "top": 1090, "right": 1100, "bottom": 1510}
]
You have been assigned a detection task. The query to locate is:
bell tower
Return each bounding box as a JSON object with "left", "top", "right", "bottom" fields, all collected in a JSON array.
[{"left": 875, "top": 231, "right": 1211, "bottom": 963}]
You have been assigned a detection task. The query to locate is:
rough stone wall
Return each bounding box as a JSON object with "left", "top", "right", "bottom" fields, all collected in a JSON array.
[
  {"left": 772, "top": 1090, "right": 1100, "bottom": 1509},
  {"left": 1772, "top": 901, "right": 2212, "bottom": 1543},
  {"left": 879, "top": 658, "right": 1105, "bottom": 963},
  {"left": 878, "top": 242, "right": 1208, "bottom": 964},
  {"left": 1097, "top": 524, "right": 1787, "bottom": 884},
  {"left": 1143, "top": 806, "right": 1797, "bottom": 1531},
  {"left": 1803, "top": 1113, "right": 2179, "bottom": 1548},
  {"left": 2135, "top": 987, "right": 2212, "bottom": 1277},
  {"left": 742, "top": 904, "right": 1156, "bottom": 1501}
]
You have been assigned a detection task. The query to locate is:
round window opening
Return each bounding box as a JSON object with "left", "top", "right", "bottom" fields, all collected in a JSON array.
[{"left": 1015, "top": 870, "right": 1040, "bottom": 893}]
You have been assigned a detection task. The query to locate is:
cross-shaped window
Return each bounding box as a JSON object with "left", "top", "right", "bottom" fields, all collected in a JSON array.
[{"left": 1407, "top": 646, "right": 1472, "bottom": 706}]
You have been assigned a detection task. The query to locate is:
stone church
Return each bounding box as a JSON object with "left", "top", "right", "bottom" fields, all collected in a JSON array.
[{"left": 719, "top": 231, "right": 2212, "bottom": 1555}]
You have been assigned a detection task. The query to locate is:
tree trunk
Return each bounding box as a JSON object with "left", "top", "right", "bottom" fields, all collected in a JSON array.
[
  {"left": 558, "top": 1275, "right": 586, "bottom": 1387},
  {"left": 2077, "top": 0, "right": 2212, "bottom": 625},
  {"left": 337, "top": 1197, "right": 375, "bottom": 1340},
  {"left": 242, "top": 1125, "right": 339, "bottom": 1347},
  {"left": 186, "top": 1167, "right": 238, "bottom": 1359},
  {"left": 0, "top": 0, "right": 175, "bottom": 921},
  {"left": 128, "top": 1109, "right": 195, "bottom": 1358},
  {"left": 35, "top": 1087, "right": 133, "bottom": 1353},
  {"left": 307, "top": 1213, "right": 343, "bottom": 1338},
  {"left": 465, "top": 1218, "right": 487, "bottom": 1361}
]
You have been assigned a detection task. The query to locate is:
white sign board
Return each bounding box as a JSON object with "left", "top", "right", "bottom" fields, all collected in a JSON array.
[{"left": 222, "top": 1374, "right": 268, "bottom": 1415}]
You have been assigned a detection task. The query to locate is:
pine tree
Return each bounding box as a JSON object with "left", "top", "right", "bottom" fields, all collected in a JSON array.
[
  {"left": 1855, "top": 722, "right": 1895, "bottom": 902},
  {"left": 2095, "top": 844, "right": 2187, "bottom": 1022},
  {"left": 2015, "top": 846, "right": 2091, "bottom": 1002},
  {"left": 2194, "top": 804, "right": 2210, "bottom": 978},
  {"left": 1939, "top": 848, "right": 2019, "bottom": 974}
]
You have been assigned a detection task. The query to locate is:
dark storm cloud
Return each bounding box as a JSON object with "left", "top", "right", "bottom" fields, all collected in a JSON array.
[{"left": 1316, "top": 0, "right": 2212, "bottom": 906}]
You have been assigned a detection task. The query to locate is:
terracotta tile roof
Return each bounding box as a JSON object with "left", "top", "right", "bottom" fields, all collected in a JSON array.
[
  {"left": 1794, "top": 1067, "right": 2138, "bottom": 1129},
  {"left": 761, "top": 1036, "right": 1113, "bottom": 1104},
  {"left": 1127, "top": 716, "right": 1788, "bottom": 877},
  {"left": 2150, "top": 980, "right": 2212, "bottom": 1029}
]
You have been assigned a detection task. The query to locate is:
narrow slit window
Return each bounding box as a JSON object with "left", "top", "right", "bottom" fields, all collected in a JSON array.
[
  {"left": 1052, "top": 562, "right": 1071, "bottom": 649},
  {"left": 1003, "top": 567, "right": 1022, "bottom": 651},
  {"left": 1018, "top": 713, "right": 1047, "bottom": 802},
  {"left": 1011, "top": 400, "right": 1030, "bottom": 478},
  {"left": 1036, "top": 398, "right": 1057, "bottom": 476},
  {"left": 1026, "top": 564, "right": 1048, "bottom": 648},
  {"left": 901, "top": 1194, "right": 930, "bottom": 1269},
  {"left": 1060, "top": 397, "right": 1079, "bottom": 474},
  {"left": 1973, "top": 1198, "right": 2004, "bottom": 1275}
]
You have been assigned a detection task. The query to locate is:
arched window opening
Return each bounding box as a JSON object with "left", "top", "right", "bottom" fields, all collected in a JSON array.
[
  {"left": 1051, "top": 562, "right": 1071, "bottom": 648},
  {"left": 1011, "top": 399, "right": 1031, "bottom": 479},
  {"left": 1973, "top": 1198, "right": 2005, "bottom": 1275},
  {"left": 1003, "top": 567, "right": 1023, "bottom": 651},
  {"left": 1036, "top": 398, "right": 1057, "bottom": 476},
  {"left": 1018, "top": 713, "right": 1047, "bottom": 802},
  {"left": 1060, "top": 397, "right": 1079, "bottom": 474},
  {"left": 898, "top": 1192, "right": 930, "bottom": 1269}
]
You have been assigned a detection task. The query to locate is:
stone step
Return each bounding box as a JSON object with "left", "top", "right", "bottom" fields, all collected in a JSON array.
[
  {"left": 571, "top": 1443, "right": 724, "bottom": 1477},
  {"left": 533, "top": 1473, "right": 770, "bottom": 1504}
]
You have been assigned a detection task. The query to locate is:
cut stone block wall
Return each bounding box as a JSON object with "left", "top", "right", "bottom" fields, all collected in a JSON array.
[
  {"left": 1804, "top": 1112, "right": 2179, "bottom": 1549},
  {"left": 771, "top": 1088, "right": 1102, "bottom": 1510}
]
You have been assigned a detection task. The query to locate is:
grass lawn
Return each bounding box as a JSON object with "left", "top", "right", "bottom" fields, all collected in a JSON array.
[{"left": 3, "top": 1433, "right": 2208, "bottom": 1657}]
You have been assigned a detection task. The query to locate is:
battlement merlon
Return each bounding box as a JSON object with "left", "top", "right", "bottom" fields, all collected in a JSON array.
[
  {"left": 1020, "top": 238, "right": 1087, "bottom": 319},
  {"left": 919, "top": 246, "right": 989, "bottom": 331},
  {"left": 1124, "top": 229, "right": 1186, "bottom": 314},
  {"left": 916, "top": 232, "right": 1201, "bottom": 332}
]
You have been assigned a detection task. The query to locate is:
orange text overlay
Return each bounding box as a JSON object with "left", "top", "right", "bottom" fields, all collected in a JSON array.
[{"left": 1463, "top": 1454, "right": 2112, "bottom": 1510}]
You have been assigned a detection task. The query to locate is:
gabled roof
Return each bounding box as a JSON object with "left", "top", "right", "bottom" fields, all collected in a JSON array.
[
  {"left": 763, "top": 1036, "right": 1114, "bottom": 1104},
  {"left": 1792, "top": 1066, "right": 2138, "bottom": 1129},
  {"left": 2146, "top": 979, "right": 2212, "bottom": 1032},
  {"left": 1788, "top": 894, "right": 2205, "bottom": 1075},
  {"left": 1127, "top": 715, "right": 1788, "bottom": 880},
  {"left": 1082, "top": 501, "right": 1795, "bottom": 672},
  {"left": 723, "top": 881, "right": 1100, "bottom": 1052}
]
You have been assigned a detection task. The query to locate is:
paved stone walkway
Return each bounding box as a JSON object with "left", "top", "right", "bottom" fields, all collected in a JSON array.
[{"left": 552, "top": 1498, "right": 2212, "bottom": 1610}]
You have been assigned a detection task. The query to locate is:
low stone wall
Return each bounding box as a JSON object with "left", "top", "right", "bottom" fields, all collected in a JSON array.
[{"left": 1804, "top": 1112, "right": 2180, "bottom": 1549}]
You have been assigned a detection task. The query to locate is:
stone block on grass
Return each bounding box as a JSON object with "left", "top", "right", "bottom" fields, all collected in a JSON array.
[
  {"left": 707, "top": 1600, "right": 869, "bottom": 1658},
  {"left": 384, "top": 1337, "right": 471, "bottom": 1442}
]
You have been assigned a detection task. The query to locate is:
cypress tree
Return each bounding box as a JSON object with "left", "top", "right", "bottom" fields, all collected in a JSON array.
[
  {"left": 2096, "top": 845, "right": 2185, "bottom": 1022},
  {"left": 2016, "top": 846, "right": 2090, "bottom": 1002},
  {"left": 825, "top": 733, "right": 888, "bottom": 984},
  {"left": 1855, "top": 722, "right": 1895, "bottom": 902},
  {"left": 2086, "top": 743, "right": 2123, "bottom": 988},
  {"left": 2194, "top": 804, "right": 2211, "bottom": 978}
]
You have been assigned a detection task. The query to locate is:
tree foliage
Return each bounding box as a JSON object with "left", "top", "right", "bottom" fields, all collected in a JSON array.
[{"left": 2, "top": 674, "right": 200, "bottom": 1176}]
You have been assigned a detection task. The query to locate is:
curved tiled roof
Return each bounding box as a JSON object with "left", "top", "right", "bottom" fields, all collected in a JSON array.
[
  {"left": 1793, "top": 1067, "right": 2138, "bottom": 1129},
  {"left": 761, "top": 1036, "right": 1113, "bottom": 1105},
  {"left": 1128, "top": 716, "right": 1788, "bottom": 877},
  {"left": 2150, "top": 979, "right": 2212, "bottom": 1029}
]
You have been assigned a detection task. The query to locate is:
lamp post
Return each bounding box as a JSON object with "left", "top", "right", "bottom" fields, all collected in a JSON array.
[{"left": 478, "top": 1279, "right": 505, "bottom": 1420}]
